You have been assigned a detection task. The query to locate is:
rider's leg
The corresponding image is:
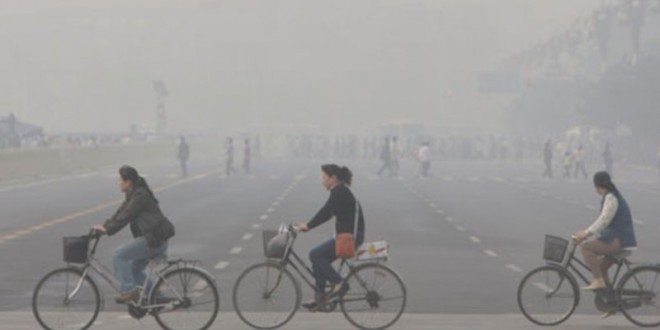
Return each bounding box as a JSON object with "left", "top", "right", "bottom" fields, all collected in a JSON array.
[
  {"left": 309, "top": 239, "right": 342, "bottom": 298},
  {"left": 114, "top": 237, "right": 153, "bottom": 301},
  {"left": 600, "top": 256, "right": 616, "bottom": 286},
  {"left": 581, "top": 238, "right": 621, "bottom": 289}
]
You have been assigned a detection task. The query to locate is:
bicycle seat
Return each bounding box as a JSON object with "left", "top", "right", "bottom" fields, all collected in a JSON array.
[{"left": 608, "top": 247, "right": 636, "bottom": 260}]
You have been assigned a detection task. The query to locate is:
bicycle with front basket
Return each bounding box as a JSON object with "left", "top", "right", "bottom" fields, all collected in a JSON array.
[
  {"left": 232, "top": 224, "right": 407, "bottom": 330},
  {"left": 32, "top": 230, "right": 220, "bottom": 330},
  {"left": 517, "top": 234, "right": 660, "bottom": 327}
]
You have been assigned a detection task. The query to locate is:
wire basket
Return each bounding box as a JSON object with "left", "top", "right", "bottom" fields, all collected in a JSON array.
[
  {"left": 543, "top": 235, "right": 569, "bottom": 264},
  {"left": 63, "top": 235, "right": 90, "bottom": 264}
]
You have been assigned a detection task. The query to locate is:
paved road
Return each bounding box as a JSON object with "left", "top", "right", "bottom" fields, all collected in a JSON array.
[{"left": 1, "top": 157, "right": 659, "bottom": 329}]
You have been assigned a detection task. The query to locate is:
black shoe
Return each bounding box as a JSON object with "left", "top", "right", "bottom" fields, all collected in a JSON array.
[{"left": 302, "top": 300, "right": 318, "bottom": 310}]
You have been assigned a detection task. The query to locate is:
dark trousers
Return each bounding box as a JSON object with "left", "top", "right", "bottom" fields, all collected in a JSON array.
[
  {"left": 377, "top": 160, "right": 392, "bottom": 176},
  {"left": 179, "top": 159, "right": 188, "bottom": 177},
  {"left": 309, "top": 236, "right": 365, "bottom": 295}
]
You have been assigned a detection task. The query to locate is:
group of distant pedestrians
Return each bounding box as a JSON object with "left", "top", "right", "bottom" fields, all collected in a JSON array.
[{"left": 542, "top": 139, "right": 615, "bottom": 181}]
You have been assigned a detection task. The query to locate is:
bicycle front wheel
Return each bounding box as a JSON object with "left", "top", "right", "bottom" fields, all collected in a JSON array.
[
  {"left": 517, "top": 265, "right": 579, "bottom": 326},
  {"left": 151, "top": 267, "right": 220, "bottom": 330},
  {"left": 340, "top": 263, "right": 407, "bottom": 330},
  {"left": 32, "top": 267, "right": 100, "bottom": 330},
  {"left": 618, "top": 266, "right": 660, "bottom": 327},
  {"left": 232, "top": 262, "right": 301, "bottom": 330}
]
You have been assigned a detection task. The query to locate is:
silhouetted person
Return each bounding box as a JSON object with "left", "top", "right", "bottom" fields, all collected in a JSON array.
[
  {"left": 177, "top": 136, "right": 190, "bottom": 177},
  {"left": 226, "top": 137, "right": 235, "bottom": 177},
  {"left": 542, "top": 140, "right": 554, "bottom": 179},
  {"left": 377, "top": 137, "right": 392, "bottom": 177},
  {"left": 417, "top": 141, "right": 432, "bottom": 178},
  {"left": 563, "top": 151, "right": 573, "bottom": 179},
  {"left": 574, "top": 145, "right": 588, "bottom": 179},
  {"left": 243, "top": 138, "right": 251, "bottom": 174}
]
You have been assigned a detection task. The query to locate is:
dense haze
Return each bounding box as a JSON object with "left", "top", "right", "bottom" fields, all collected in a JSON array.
[{"left": 0, "top": 0, "right": 599, "bottom": 134}]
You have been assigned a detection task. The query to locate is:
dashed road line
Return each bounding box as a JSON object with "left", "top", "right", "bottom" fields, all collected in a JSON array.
[
  {"left": 456, "top": 225, "right": 465, "bottom": 232},
  {"left": 506, "top": 264, "right": 523, "bottom": 273},
  {"left": 252, "top": 224, "right": 262, "bottom": 229},
  {"left": 437, "top": 209, "right": 446, "bottom": 215},
  {"left": 445, "top": 217, "right": 455, "bottom": 223},
  {"left": 484, "top": 250, "right": 498, "bottom": 257},
  {"left": 259, "top": 215, "right": 269, "bottom": 220},
  {"left": 214, "top": 261, "right": 229, "bottom": 270},
  {"left": 242, "top": 233, "right": 254, "bottom": 241},
  {"left": 229, "top": 247, "right": 243, "bottom": 255},
  {"left": 267, "top": 208, "right": 275, "bottom": 213},
  {"left": 469, "top": 236, "right": 481, "bottom": 244}
]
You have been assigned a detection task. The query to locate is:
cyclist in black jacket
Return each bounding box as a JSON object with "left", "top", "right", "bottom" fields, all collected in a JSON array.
[{"left": 296, "top": 164, "right": 365, "bottom": 309}]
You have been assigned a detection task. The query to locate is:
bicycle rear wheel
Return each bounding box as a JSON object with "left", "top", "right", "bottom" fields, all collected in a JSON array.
[
  {"left": 340, "top": 263, "right": 407, "bottom": 330},
  {"left": 232, "top": 262, "right": 301, "bottom": 330},
  {"left": 618, "top": 266, "right": 660, "bottom": 327},
  {"left": 32, "top": 267, "right": 100, "bottom": 330},
  {"left": 151, "top": 267, "right": 219, "bottom": 330},
  {"left": 517, "top": 265, "right": 579, "bottom": 326}
]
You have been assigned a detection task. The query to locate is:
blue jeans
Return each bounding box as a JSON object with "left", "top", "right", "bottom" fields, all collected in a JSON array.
[
  {"left": 309, "top": 237, "right": 364, "bottom": 295},
  {"left": 113, "top": 237, "right": 168, "bottom": 294}
]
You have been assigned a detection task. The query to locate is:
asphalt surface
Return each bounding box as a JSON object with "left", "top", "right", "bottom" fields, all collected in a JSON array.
[{"left": 1, "top": 157, "right": 659, "bottom": 329}]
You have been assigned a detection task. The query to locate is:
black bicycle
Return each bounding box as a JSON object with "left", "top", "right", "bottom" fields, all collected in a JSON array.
[
  {"left": 32, "top": 231, "right": 220, "bottom": 330},
  {"left": 232, "top": 224, "right": 407, "bottom": 330},
  {"left": 517, "top": 235, "right": 660, "bottom": 327}
]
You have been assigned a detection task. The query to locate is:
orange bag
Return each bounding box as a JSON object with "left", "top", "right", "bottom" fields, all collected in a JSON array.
[{"left": 335, "top": 200, "right": 360, "bottom": 259}]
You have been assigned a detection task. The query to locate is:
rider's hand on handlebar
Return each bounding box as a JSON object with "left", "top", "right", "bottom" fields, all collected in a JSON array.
[
  {"left": 294, "top": 223, "right": 309, "bottom": 233},
  {"left": 573, "top": 230, "right": 589, "bottom": 245},
  {"left": 91, "top": 225, "right": 107, "bottom": 235}
]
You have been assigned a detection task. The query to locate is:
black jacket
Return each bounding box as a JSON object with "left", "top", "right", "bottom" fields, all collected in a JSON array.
[
  {"left": 307, "top": 183, "right": 365, "bottom": 243},
  {"left": 104, "top": 186, "right": 173, "bottom": 247}
]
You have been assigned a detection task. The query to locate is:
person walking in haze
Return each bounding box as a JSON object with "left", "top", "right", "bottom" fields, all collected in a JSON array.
[
  {"left": 177, "top": 136, "right": 190, "bottom": 177},
  {"left": 295, "top": 165, "right": 365, "bottom": 311},
  {"left": 417, "top": 141, "right": 432, "bottom": 178},
  {"left": 603, "top": 142, "right": 614, "bottom": 174},
  {"left": 542, "top": 140, "right": 554, "bottom": 180},
  {"left": 243, "top": 138, "right": 251, "bottom": 174},
  {"left": 574, "top": 145, "right": 588, "bottom": 180},
  {"left": 390, "top": 136, "right": 401, "bottom": 178},
  {"left": 377, "top": 137, "right": 392, "bottom": 177},
  {"left": 226, "top": 137, "right": 235, "bottom": 177},
  {"left": 563, "top": 151, "right": 573, "bottom": 179}
]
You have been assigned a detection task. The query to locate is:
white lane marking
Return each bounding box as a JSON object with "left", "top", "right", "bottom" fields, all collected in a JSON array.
[
  {"left": 445, "top": 217, "right": 454, "bottom": 223},
  {"left": 506, "top": 264, "right": 523, "bottom": 273},
  {"left": 429, "top": 203, "right": 437, "bottom": 208},
  {"left": 634, "top": 218, "right": 645, "bottom": 225},
  {"left": 492, "top": 177, "right": 506, "bottom": 182},
  {"left": 272, "top": 201, "right": 280, "bottom": 206},
  {"left": 517, "top": 178, "right": 530, "bottom": 183},
  {"left": 267, "top": 208, "right": 275, "bottom": 213},
  {"left": 260, "top": 215, "right": 269, "bottom": 220},
  {"left": 193, "top": 280, "right": 208, "bottom": 290},
  {"left": 252, "top": 224, "right": 262, "bottom": 229},
  {"left": 229, "top": 247, "right": 243, "bottom": 255},
  {"left": 456, "top": 225, "right": 465, "bottom": 232},
  {"left": 214, "top": 261, "right": 229, "bottom": 270},
  {"left": 585, "top": 204, "right": 597, "bottom": 210},
  {"left": 469, "top": 236, "right": 481, "bottom": 244},
  {"left": 242, "top": 233, "right": 254, "bottom": 241},
  {"left": 118, "top": 315, "right": 132, "bottom": 319},
  {"left": 437, "top": 209, "right": 446, "bottom": 215},
  {"left": 533, "top": 282, "right": 552, "bottom": 293},
  {"left": 484, "top": 250, "right": 498, "bottom": 257}
]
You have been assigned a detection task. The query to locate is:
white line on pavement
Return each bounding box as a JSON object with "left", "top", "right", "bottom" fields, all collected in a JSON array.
[
  {"left": 214, "top": 261, "right": 229, "bottom": 270},
  {"left": 267, "top": 208, "right": 275, "bottom": 213},
  {"left": 584, "top": 204, "right": 597, "bottom": 210},
  {"left": 437, "top": 209, "right": 446, "bottom": 215},
  {"left": 506, "top": 264, "right": 523, "bottom": 273},
  {"left": 193, "top": 280, "right": 208, "bottom": 290},
  {"left": 634, "top": 218, "right": 645, "bottom": 225},
  {"left": 445, "top": 217, "right": 454, "bottom": 222},
  {"left": 272, "top": 201, "right": 280, "bottom": 206},
  {"left": 469, "top": 236, "right": 481, "bottom": 244},
  {"left": 242, "top": 233, "right": 254, "bottom": 241},
  {"left": 252, "top": 224, "right": 261, "bottom": 229},
  {"left": 260, "top": 215, "right": 269, "bottom": 220},
  {"left": 429, "top": 203, "right": 437, "bottom": 208},
  {"left": 456, "top": 225, "right": 465, "bottom": 232},
  {"left": 532, "top": 282, "right": 551, "bottom": 293},
  {"left": 484, "top": 250, "right": 498, "bottom": 257},
  {"left": 229, "top": 247, "right": 243, "bottom": 255}
]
